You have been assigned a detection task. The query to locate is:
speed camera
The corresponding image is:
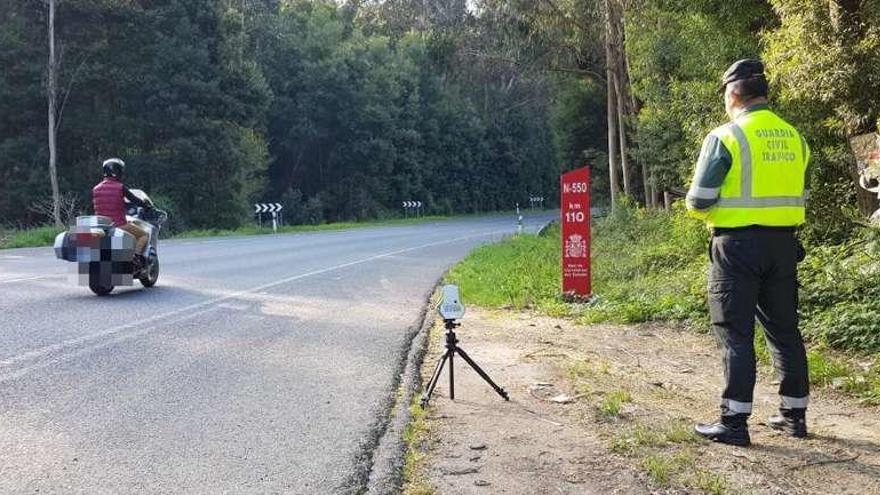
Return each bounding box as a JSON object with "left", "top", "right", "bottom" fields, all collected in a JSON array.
[{"left": 438, "top": 284, "right": 466, "bottom": 320}]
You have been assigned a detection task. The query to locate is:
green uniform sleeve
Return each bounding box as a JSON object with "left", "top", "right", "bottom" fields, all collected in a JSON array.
[{"left": 686, "top": 134, "right": 732, "bottom": 219}]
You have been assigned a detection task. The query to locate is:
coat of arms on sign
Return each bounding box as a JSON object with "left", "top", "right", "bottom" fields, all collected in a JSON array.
[{"left": 565, "top": 234, "right": 587, "bottom": 258}]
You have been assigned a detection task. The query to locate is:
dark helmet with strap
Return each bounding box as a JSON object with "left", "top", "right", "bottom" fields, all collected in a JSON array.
[{"left": 102, "top": 158, "right": 125, "bottom": 179}]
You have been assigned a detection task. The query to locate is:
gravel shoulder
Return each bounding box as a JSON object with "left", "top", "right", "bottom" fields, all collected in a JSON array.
[{"left": 406, "top": 308, "right": 880, "bottom": 495}]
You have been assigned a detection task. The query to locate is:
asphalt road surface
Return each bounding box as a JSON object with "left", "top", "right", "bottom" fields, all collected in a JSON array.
[{"left": 0, "top": 214, "right": 553, "bottom": 494}]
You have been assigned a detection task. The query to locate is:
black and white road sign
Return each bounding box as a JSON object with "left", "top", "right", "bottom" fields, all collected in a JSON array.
[
  {"left": 402, "top": 201, "right": 423, "bottom": 208},
  {"left": 255, "top": 202, "right": 284, "bottom": 232},
  {"left": 255, "top": 203, "right": 283, "bottom": 214}
]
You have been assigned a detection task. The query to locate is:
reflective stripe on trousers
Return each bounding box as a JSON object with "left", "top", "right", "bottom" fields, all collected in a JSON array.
[
  {"left": 781, "top": 395, "right": 809, "bottom": 409},
  {"left": 721, "top": 398, "right": 752, "bottom": 416}
]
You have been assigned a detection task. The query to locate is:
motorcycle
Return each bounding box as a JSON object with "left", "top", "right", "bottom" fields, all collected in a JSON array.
[{"left": 54, "top": 189, "right": 168, "bottom": 296}]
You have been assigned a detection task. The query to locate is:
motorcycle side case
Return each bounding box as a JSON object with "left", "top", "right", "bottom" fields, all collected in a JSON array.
[{"left": 54, "top": 232, "right": 77, "bottom": 262}]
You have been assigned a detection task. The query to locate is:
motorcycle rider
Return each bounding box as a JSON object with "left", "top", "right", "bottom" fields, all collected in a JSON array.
[{"left": 92, "top": 158, "right": 150, "bottom": 268}]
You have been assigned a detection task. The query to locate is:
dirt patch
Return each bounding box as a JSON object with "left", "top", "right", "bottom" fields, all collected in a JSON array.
[{"left": 407, "top": 308, "right": 880, "bottom": 494}]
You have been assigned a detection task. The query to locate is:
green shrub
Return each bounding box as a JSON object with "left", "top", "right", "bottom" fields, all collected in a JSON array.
[
  {"left": 799, "top": 232, "right": 880, "bottom": 354},
  {"left": 582, "top": 203, "right": 708, "bottom": 324}
]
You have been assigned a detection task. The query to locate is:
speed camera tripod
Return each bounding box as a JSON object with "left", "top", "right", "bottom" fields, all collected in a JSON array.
[{"left": 420, "top": 319, "right": 509, "bottom": 408}]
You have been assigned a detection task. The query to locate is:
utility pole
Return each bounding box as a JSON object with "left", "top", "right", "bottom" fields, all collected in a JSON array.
[{"left": 47, "top": 0, "right": 62, "bottom": 227}]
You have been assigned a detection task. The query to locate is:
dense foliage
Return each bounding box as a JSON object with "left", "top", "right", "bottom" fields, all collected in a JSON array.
[{"left": 1, "top": 0, "right": 570, "bottom": 230}]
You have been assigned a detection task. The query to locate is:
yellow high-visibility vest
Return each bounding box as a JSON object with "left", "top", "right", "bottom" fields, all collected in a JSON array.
[{"left": 705, "top": 109, "right": 808, "bottom": 228}]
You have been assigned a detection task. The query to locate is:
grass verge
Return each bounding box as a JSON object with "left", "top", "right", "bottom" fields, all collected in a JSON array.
[
  {"left": 402, "top": 397, "right": 436, "bottom": 495},
  {"left": 0, "top": 225, "right": 65, "bottom": 249}
]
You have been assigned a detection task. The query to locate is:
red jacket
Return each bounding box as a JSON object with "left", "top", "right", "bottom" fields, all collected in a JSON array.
[{"left": 92, "top": 178, "right": 126, "bottom": 226}]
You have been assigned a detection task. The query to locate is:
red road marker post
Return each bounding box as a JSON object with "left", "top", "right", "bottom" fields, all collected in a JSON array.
[{"left": 561, "top": 166, "right": 592, "bottom": 300}]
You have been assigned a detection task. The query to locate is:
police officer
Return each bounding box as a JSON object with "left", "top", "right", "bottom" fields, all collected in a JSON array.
[{"left": 687, "top": 59, "right": 810, "bottom": 446}]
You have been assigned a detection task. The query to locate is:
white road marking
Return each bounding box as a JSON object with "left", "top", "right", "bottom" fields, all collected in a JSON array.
[
  {"left": 0, "top": 275, "right": 56, "bottom": 284},
  {"left": 0, "top": 228, "right": 508, "bottom": 383},
  {"left": 0, "top": 305, "right": 223, "bottom": 384}
]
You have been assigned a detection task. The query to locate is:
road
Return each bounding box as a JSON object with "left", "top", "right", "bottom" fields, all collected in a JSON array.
[{"left": 0, "top": 214, "right": 553, "bottom": 494}]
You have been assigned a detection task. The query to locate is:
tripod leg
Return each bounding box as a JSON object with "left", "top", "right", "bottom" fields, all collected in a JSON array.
[
  {"left": 449, "top": 348, "right": 454, "bottom": 401},
  {"left": 421, "top": 351, "right": 449, "bottom": 408},
  {"left": 455, "top": 347, "right": 509, "bottom": 401}
]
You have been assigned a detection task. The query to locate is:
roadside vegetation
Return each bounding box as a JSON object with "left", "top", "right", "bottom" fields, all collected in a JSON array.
[
  {"left": 401, "top": 399, "right": 436, "bottom": 495},
  {"left": 0, "top": 225, "right": 64, "bottom": 250},
  {"left": 446, "top": 204, "right": 880, "bottom": 404}
]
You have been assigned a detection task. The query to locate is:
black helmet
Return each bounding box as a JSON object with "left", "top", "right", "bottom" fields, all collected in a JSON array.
[{"left": 102, "top": 158, "right": 125, "bottom": 178}]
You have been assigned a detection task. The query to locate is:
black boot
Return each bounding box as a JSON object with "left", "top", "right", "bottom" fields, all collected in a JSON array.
[
  {"left": 695, "top": 415, "right": 751, "bottom": 446},
  {"left": 768, "top": 409, "right": 807, "bottom": 438}
]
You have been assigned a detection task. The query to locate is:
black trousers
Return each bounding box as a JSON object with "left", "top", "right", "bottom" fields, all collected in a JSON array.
[{"left": 708, "top": 228, "right": 809, "bottom": 417}]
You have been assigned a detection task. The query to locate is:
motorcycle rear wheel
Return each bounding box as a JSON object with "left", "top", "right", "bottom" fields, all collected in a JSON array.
[{"left": 89, "top": 280, "right": 114, "bottom": 296}]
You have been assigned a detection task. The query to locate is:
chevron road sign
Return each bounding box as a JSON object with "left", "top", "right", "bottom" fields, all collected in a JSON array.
[
  {"left": 402, "top": 200, "right": 423, "bottom": 217},
  {"left": 254, "top": 203, "right": 284, "bottom": 232},
  {"left": 254, "top": 203, "right": 283, "bottom": 214}
]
